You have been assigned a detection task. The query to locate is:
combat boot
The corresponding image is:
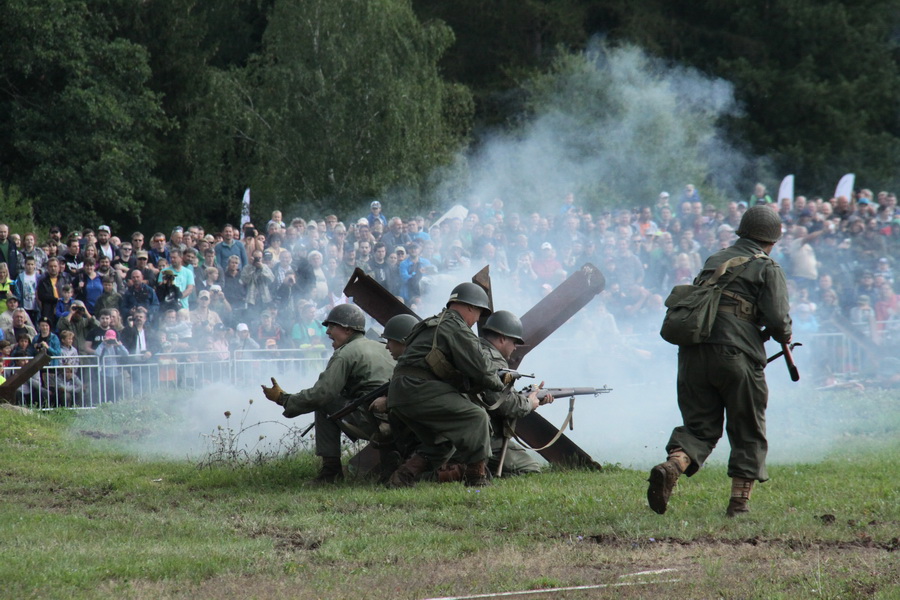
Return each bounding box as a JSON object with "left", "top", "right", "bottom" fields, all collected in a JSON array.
[
  {"left": 310, "top": 456, "right": 344, "bottom": 485},
  {"left": 725, "top": 477, "right": 754, "bottom": 517},
  {"left": 388, "top": 454, "right": 429, "bottom": 488},
  {"left": 463, "top": 460, "right": 491, "bottom": 487},
  {"left": 647, "top": 449, "right": 690, "bottom": 514},
  {"left": 437, "top": 462, "right": 465, "bottom": 483}
]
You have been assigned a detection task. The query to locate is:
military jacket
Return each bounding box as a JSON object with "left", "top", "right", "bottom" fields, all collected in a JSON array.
[
  {"left": 478, "top": 338, "right": 532, "bottom": 421},
  {"left": 389, "top": 308, "right": 503, "bottom": 407},
  {"left": 281, "top": 332, "right": 395, "bottom": 418},
  {"left": 698, "top": 237, "right": 792, "bottom": 365}
]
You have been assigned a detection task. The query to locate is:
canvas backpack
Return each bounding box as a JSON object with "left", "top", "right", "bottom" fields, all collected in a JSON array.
[{"left": 659, "top": 254, "right": 765, "bottom": 346}]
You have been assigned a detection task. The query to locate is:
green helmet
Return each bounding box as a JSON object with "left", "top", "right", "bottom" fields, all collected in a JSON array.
[
  {"left": 321, "top": 303, "right": 366, "bottom": 332},
  {"left": 381, "top": 314, "right": 418, "bottom": 342},
  {"left": 446, "top": 282, "right": 492, "bottom": 314},
  {"left": 482, "top": 310, "right": 525, "bottom": 344},
  {"left": 736, "top": 205, "right": 783, "bottom": 243}
]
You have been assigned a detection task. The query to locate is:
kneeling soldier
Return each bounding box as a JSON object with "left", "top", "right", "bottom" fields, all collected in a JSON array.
[{"left": 262, "top": 303, "right": 395, "bottom": 483}]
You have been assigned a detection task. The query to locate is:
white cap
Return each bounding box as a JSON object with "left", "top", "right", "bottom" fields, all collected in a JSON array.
[{"left": 236, "top": 323, "right": 249, "bottom": 332}]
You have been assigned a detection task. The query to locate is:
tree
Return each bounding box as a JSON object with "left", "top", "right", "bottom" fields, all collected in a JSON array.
[
  {"left": 0, "top": 0, "right": 168, "bottom": 230},
  {"left": 202, "top": 0, "right": 472, "bottom": 220}
]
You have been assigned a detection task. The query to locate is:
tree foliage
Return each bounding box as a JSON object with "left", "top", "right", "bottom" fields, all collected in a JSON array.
[
  {"left": 206, "top": 0, "right": 471, "bottom": 219},
  {"left": 0, "top": 0, "right": 167, "bottom": 229}
]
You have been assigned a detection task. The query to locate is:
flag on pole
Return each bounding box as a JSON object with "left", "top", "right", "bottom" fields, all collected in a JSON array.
[
  {"left": 777, "top": 175, "right": 794, "bottom": 208},
  {"left": 834, "top": 174, "right": 855, "bottom": 200},
  {"left": 240, "top": 188, "right": 251, "bottom": 236}
]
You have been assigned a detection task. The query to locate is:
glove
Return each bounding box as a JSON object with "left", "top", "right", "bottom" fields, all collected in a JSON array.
[{"left": 262, "top": 377, "right": 285, "bottom": 405}]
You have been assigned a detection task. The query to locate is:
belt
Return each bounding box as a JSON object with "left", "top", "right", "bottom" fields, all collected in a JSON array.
[{"left": 718, "top": 302, "right": 757, "bottom": 322}]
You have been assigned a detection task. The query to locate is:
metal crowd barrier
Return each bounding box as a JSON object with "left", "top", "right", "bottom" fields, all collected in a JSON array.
[{"left": 4, "top": 348, "right": 331, "bottom": 409}]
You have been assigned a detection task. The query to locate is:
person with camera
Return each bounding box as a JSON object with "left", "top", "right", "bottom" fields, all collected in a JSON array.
[
  {"left": 57, "top": 300, "right": 100, "bottom": 354},
  {"left": 156, "top": 268, "right": 183, "bottom": 315},
  {"left": 156, "top": 250, "right": 194, "bottom": 309},
  {"left": 31, "top": 317, "right": 61, "bottom": 364},
  {"left": 240, "top": 250, "right": 274, "bottom": 310}
]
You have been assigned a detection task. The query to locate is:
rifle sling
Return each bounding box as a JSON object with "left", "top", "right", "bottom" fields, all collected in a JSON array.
[{"left": 511, "top": 396, "right": 576, "bottom": 452}]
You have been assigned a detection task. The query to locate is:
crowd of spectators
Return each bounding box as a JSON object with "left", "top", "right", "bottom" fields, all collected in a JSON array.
[{"left": 1, "top": 183, "right": 898, "bottom": 402}]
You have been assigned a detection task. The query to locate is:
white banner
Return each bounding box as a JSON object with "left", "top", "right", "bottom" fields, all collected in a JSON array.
[
  {"left": 834, "top": 173, "right": 855, "bottom": 200},
  {"left": 777, "top": 175, "right": 794, "bottom": 207},
  {"left": 240, "top": 188, "right": 251, "bottom": 234}
]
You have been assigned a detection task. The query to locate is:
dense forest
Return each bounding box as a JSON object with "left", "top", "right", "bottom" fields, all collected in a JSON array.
[{"left": 1, "top": 0, "right": 898, "bottom": 233}]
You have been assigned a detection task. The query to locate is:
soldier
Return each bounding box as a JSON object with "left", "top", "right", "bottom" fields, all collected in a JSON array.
[
  {"left": 479, "top": 310, "right": 553, "bottom": 477},
  {"left": 369, "top": 313, "right": 420, "bottom": 480},
  {"left": 261, "top": 303, "right": 395, "bottom": 483},
  {"left": 387, "top": 282, "right": 506, "bottom": 487},
  {"left": 648, "top": 205, "right": 792, "bottom": 517}
]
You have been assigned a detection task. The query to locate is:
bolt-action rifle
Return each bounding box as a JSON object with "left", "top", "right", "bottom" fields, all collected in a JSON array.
[
  {"left": 525, "top": 385, "right": 613, "bottom": 402},
  {"left": 326, "top": 381, "right": 391, "bottom": 423}
]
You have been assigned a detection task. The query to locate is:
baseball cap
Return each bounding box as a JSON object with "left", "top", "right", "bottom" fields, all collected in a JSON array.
[
  {"left": 659, "top": 191, "right": 670, "bottom": 199},
  {"left": 104, "top": 329, "right": 117, "bottom": 340},
  {"left": 198, "top": 290, "right": 210, "bottom": 300},
  {"left": 265, "top": 338, "right": 277, "bottom": 348},
  {"left": 371, "top": 200, "right": 381, "bottom": 209},
  {"left": 136, "top": 250, "right": 149, "bottom": 258},
  {"left": 98, "top": 225, "right": 111, "bottom": 233},
  {"left": 541, "top": 242, "right": 553, "bottom": 250},
  {"left": 236, "top": 323, "right": 249, "bottom": 332},
  {"left": 357, "top": 218, "right": 369, "bottom": 226}
]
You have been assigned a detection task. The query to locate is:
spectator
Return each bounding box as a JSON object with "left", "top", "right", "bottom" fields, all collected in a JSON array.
[
  {"left": 0, "top": 225, "right": 20, "bottom": 280},
  {"left": 367, "top": 200, "right": 387, "bottom": 229},
  {"left": 158, "top": 250, "right": 194, "bottom": 309},
  {"left": 96, "top": 329, "right": 130, "bottom": 403},
  {"left": 121, "top": 270, "right": 159, "bottom": 321},
  {"left": 3, "top": 307, "right": 37, "bottom": 345},
  {"left": 240, "top": 250, "right": 275, "bottom": 310}
]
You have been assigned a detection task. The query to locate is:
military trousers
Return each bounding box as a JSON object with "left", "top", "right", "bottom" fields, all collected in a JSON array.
[
  {"left": 313, "top": 397, "right": 380, "bottom": 457},
  {"left": 391, "top": 391, "right": 491, "bottom": 468},
  {"left": 667, "top": 344, "right": 769, "bottom": 481}
]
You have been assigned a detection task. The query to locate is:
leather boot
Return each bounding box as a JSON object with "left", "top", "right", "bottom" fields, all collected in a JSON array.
[
  {"left": 726, "top": 477, "right": 754, "bottom": 517},
  {"left": 310, "top": 456, "right": 344, "bottom": 485},
  {"left": 463, "top": 460, "right": 491, "bottom": 487},
  {"left": 647, "top": 449, "right": 690, "bottom": 514},
  {"left": 437, "top": 462, "right": 465, "bottom": 483},
  {"left": 388, "top": 454, "right": 429, "bottom": 488}
]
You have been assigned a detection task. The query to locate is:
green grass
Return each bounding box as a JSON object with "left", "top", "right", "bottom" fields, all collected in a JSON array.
[{"left": 1, "top": 389, "right": 899, "bottom": 599}]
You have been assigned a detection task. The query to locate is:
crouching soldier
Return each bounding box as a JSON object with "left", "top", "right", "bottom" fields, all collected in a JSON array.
[
  {"left": 479, "top": 310, "right": 553, "bottom": 477},
  {"left": 261, "top": 303, "right": 394, "bottom": 483},
  {"left": 387, "top": 282, "right": 506, "bottom": 487}
]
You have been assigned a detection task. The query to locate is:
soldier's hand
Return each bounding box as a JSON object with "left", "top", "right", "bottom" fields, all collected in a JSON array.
[
  {"left": 502, "top": 371, "right": 516, "bottom": 386},
  {"left": 262, "top": 377, "right": 285, "bottom": 405},
  {"left": 369, "top": 395, "right": 388, "bottom": 413},
  {"left": 538, "top": 391, "right": 554, "bottom": 406}
]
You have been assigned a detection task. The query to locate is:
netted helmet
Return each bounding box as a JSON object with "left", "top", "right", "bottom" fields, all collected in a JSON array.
[
  {"left": 322, "top": 303, "right": 366, "bottom": 332},
  {"left": 381, "top": 314, "right": 418, "bottom": 343},
  {"left": 482, "top": 310, "right": 525, "bottom": 344},
  {"left": 446, "top": 282, "right": 492, "bottom": 314},
  {"left": 736, "top": 205, "right": 783, "bottom": 243}
]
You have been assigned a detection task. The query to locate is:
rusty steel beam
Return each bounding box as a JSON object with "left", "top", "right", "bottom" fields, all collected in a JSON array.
[
  {"left": 0, "top": 351, "right": 51, "bottom": 403},
  {"left": 471, "top": 264, "right": 493, "bottom": 334},
  {"left": 345, "top": 265, "right": 605, "bottom": 471}
]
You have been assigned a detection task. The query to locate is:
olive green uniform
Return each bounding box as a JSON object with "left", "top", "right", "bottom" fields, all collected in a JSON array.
[
  {"left": 667, "top": 237, "right": 792, "bottom": 482},
  {"left": 281, "top": 332, "right": 395, "bottom": 457},
  {"left": 479, "top": 338, "right": 541, "bottom": 476},
  {"left": 388, "top": 308, "right": 504, "bottom": 467}
]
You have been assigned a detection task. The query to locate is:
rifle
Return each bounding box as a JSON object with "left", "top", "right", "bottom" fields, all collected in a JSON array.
[
  {"left": 527, "top": 386, "right": 613, "bottom": 402},
  {"left": 766, "top": 342, "right": 802, "bottom": 382},
  {"left": 326, "top": 381, "right": 390, "bottom": 422}
]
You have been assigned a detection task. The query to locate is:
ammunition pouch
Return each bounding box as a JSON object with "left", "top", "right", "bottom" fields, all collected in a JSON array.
[{"left": 717, "top": 290, "right": 758, "bottom": 322}]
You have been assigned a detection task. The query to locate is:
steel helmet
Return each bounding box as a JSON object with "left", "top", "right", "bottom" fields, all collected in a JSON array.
[
  {"left": 321, "top": 303, "right": 366, "bottom": 332},
  {"left": 482, "top": 310, "right": 525, "bottom": 344},
  {"left": 381, "top": 314, "right": 419, "bottom": 343},
  {"left": 736, "top": 205, "right": 783, "bottom": 243},
  {"left": 446, "top": 282, "right": 492, "bottom": 314}
]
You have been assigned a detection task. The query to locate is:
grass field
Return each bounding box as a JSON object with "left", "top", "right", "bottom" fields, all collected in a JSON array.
[{"left": 1, "top": 387, "right": 898, "bottom": 600}]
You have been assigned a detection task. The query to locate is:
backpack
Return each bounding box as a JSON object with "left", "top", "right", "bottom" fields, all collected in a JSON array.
[{"left": 659, "top": 254, "right": 764, "bottom": 346}]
